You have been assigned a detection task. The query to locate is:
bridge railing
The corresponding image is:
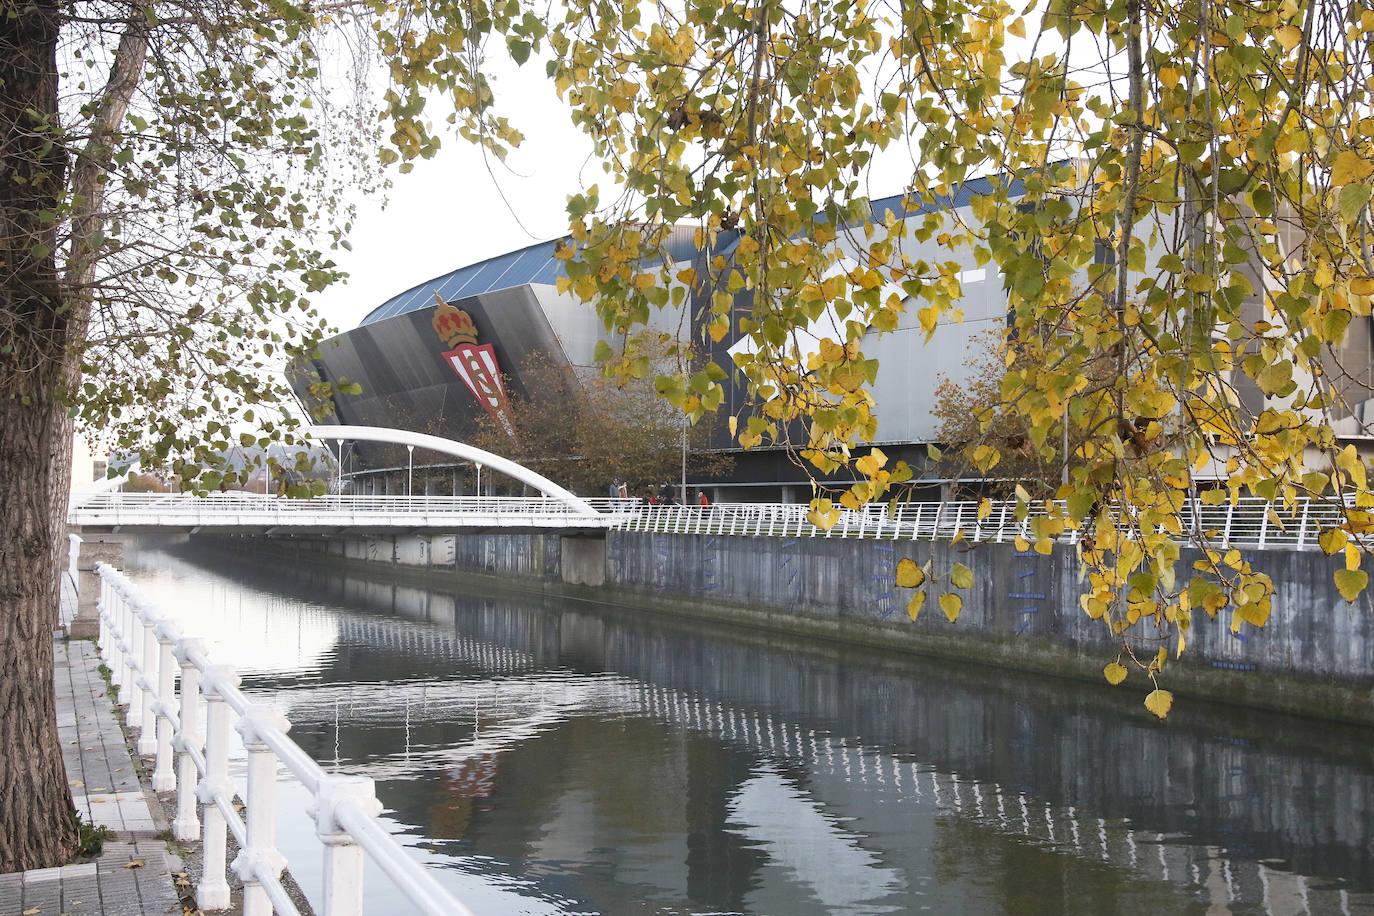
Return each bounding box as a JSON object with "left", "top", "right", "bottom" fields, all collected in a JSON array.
[
  {"left": 68, "top": 491, "right": 637, "bottom": 524},
  {"left": 612, "top": 496, "right": 1349, "bottom": 550},
  {"left": 94, "top": 562, "right": 473, "bottom": 916}
]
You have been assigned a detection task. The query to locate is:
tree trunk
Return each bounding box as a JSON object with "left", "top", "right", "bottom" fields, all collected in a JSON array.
[{"left": 0, "top": 0, "right": 81, "bottom": 871}]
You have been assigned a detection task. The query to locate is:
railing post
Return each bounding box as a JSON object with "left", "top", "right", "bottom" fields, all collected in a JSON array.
[
  {"left": 198, "top": 666, "right": 240, "bottom": 911},
  {"left": 97, "top": 569, "right": 115, "bottom": 674},
  {"left": 119, "top": 585, "right": 138, "bottom": 708},
  {"left": 152, "top": 620, "right": 181, "bottom": 791},
  {"left": 125, "top": 598, "right": 145, "bottom": 729},
  {"left": 172, "top": 638, "right": 205, "bottom": 842},
  {"left": 137, "top": 608, "right": 160, "bottom": 756},
  {"left": 312, "top": 776, "right": 383, "bottom": 916},
  {"left": 234, "top": 705, "right": 291, "bottom": 916}
]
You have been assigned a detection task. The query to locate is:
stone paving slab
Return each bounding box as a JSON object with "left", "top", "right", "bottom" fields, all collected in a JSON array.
[{"left": 0, "top": 579, "right": 184, "bottom": 916}]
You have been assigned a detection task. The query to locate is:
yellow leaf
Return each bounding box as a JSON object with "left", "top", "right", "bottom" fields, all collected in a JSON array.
[
  {"left": 1334, "top": 568, "right": 1368, "bottom": 603},
  {"left": 895, "top": 557, "right": 926, "bottom": 589},
  {"left": 1335, "top": 444, "right": 1368, "bottom": 489},
  {"left": 1007, "top": 16, "right": 1026, "bottom": 37},
  {"left": 1103, "top": 662, "right": 1128, "bottom": 685},
  {"left": 806, "top": 499, "right": 841, "bottom": 531},
  {"left": 1232, "top": 599, "right": 1271, "bottom": 630},
  {"left": 126, "top": 859, "right": 146, "bottom": 869},
  {"left": 939, "top": 592, "right": 962, "bottom": 622},
  {"left": 855, "top": 448, "right": 887, "bottom": 477},
  {"left": 1332, "top": 150, "right": 1374, "bottom": 186},
  {"left": 1319, "top": 527, "right": 1348, "bottom": 555},
  {"left": 1144, "top": 689, "right": 1174, "bottom": 719},
  {"left": 977, "top": 497, "right": 992, "bottom": 520},
  {"left": 1274, "top": 24, "right": 1302, "bottom": 50},
  {"left": 1346, "top": 543, "right": 1363, "bottom": 572},
  {"left": 950, "top": 562, "right": 974, "bottom": 589},
  {"left": 907, "top": 591, "right": 926, "bottom": 620},
  {"left": 917, "top": 305, "right": 939, "bottom": 334},
  {"left": 1081, "top": 595, "right": 1108, "bottom": 619},
  {"left": 1014, "top": 535, "right": 1030, "bottom": 552}
]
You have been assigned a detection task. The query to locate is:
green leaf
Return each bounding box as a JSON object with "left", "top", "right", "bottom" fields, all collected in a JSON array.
[
  {"left": 1255, "top": 360, "right": 1293, "bottom": 396},
  {"left": 1339, "top": 183, "right": 1371, "bottom": 224}
]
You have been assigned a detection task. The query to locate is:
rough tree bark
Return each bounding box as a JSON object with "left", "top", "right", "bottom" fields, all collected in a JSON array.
[{"left": 0, "top": 0, "right": 81, "bottom": 871}]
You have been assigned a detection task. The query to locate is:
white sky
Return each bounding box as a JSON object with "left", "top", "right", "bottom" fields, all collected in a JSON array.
[
  {"left": 309, "top": 55, "right": 922, "bottom": 336},
  {"left": 311, "top": 65, "right": 595, "bottom": 332}
]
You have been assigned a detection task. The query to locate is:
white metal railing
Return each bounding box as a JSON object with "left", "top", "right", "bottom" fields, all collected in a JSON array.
[
  {"left": 66, "top": 490, "right": 1360, "bottom": 551},
  {"left": 68, "top": 492, "right": 635, "bottom": 529},
  {"left": 94, "top": 562, "right": 474, "bottom": 916},
  {"left": 611, "top": 496, "right": 1354, "bottom": 551}
]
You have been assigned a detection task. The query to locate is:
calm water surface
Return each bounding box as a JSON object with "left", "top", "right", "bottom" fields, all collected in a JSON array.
[{"left": 124, "top": 539, "right": 1374, "bottom": 915}]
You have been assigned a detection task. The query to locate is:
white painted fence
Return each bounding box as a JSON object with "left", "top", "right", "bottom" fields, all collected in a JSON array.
[
  {"left": 612, "top": 496, "right": 1349, "bottom": 550},
  {"left": 94, "top": 562, "right": 474, "bottom": 916},
  {"left": 68, "top": 489, "right": 1352, "bottom": 551},
  {"left": 68, "top": 491, "right": 635, "bottom": 530}
]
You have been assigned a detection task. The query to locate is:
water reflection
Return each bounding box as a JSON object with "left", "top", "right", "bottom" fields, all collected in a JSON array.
[{"left": 124, "top": 538, "right": 1374, "bottom": 915}]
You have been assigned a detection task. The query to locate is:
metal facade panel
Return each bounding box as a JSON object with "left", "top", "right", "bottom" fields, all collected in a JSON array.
[{"left": 292, "top": 284, "right": 572, "bottom": 460}]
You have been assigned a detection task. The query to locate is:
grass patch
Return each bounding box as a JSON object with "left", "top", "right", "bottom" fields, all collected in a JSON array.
[{"left": 72, "top": 811, "right": 116, "bottom": 858}]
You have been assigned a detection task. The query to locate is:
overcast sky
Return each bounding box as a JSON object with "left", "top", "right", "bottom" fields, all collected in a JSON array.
[
  {"left": 310, "top": 56, "right": 922, "bottom": 336},
  {"left": 311, "top": 62, "right": 596, "bottom": 333}
]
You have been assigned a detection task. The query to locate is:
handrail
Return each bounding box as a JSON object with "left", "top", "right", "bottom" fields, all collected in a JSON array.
[
  {"left": 68, "top": 491, "right": 1353, "bottom": 551},
  {"left": 608, "top": 495, "right": 1351, "bottom": 551},
  {"left": 94, "top": 562, "right": 474, "bottom": 916}
]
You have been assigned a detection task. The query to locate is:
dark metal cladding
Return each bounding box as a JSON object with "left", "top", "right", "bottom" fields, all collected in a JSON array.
[{"left": 290, "top": 285, "right": 565, "bottom": 463}]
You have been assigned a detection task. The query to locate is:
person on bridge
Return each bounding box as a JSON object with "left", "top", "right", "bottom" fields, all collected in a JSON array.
[{"left": 697, "top": 490, "right": 709, "bottom": 507}]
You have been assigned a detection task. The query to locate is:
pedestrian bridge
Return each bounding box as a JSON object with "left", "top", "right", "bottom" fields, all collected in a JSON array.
[{"left": 67, "top": 492, "right": 636, "bottom": 534}]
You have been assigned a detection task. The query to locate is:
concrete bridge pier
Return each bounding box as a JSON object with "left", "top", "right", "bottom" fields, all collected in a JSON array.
[
  {"left": 560, "top": 535, "right": 606, "bottom": 587},
  {"left": 70, "top": 532, "right": 124, "bottom": 638}
]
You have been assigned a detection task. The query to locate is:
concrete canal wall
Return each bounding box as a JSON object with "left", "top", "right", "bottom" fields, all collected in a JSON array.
[{"left": 234, "top": 530, "right": 1374, "bottom": 723}]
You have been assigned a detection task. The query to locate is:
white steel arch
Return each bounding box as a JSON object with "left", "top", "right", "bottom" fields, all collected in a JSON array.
[{"left": 309, "top": 424, "right": 599, "bottom": 517}]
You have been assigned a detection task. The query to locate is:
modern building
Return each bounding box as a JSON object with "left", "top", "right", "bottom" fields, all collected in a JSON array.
[{"left": 292, "top": 180, "right": 1374, "bottom": 501}]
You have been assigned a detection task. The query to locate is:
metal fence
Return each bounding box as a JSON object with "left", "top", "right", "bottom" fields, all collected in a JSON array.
[
  {"left": 611, "top": 496, "right": 1352, "bottom": 551},
  {"left": 67, "top": 490, "right": 1357, "bottom": 551},
  {"left": 68, "top": 492, "right": 635, "bottom": 529},
  {"left": 95, "top": 563, "right": 474, "bottom": 916}
]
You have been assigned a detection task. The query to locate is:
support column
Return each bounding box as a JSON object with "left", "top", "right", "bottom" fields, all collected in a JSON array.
[{"left": 72, "top": 534, "right": 123, "bottom": 638}]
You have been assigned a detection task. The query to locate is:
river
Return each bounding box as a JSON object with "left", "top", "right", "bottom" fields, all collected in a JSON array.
[{"left": 122, "top": 538, "right": 1374, "bottom": 915}]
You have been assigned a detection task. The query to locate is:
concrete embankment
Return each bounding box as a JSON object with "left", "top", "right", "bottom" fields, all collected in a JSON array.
[{"left": 212, "top": 530, "right": 1374, "bottom": 724}]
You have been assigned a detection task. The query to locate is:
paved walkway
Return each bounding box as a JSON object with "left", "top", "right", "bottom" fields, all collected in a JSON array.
[{"left": 0, "top": 584, "right": 184, "bottom": 915}]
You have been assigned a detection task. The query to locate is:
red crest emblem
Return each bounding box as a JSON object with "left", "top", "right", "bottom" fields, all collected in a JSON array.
[{"left": 432, "top": 293, "right": 517, "bottom": 437}]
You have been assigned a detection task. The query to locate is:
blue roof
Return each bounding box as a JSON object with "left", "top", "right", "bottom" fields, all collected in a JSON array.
[
  {"left": 359, "top": 178, "right": 1032, "bottom": 327},
  {"left": 360, "top": 237, "right": 567, "bottom": 326}
]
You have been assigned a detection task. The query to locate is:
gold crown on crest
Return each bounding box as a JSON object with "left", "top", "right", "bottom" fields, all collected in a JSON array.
[{"left": 432, "top": 292, "right": 478, "bottom": 347}]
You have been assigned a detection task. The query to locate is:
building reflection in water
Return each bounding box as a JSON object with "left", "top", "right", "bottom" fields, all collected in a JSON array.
[{"left": 125, "top": 539, "right": 1374, "bottom": 915}]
